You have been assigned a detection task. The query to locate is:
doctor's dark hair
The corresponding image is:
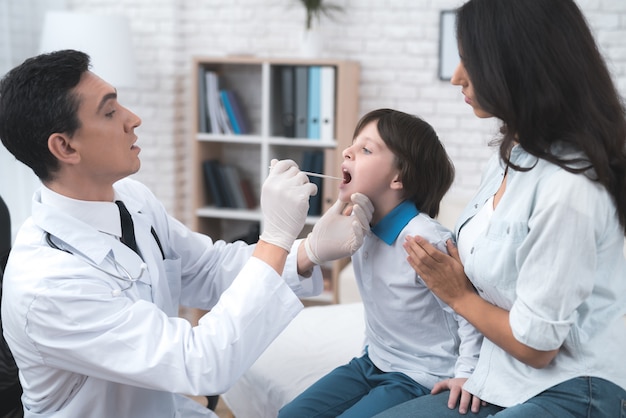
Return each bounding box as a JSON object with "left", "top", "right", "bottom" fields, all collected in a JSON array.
[
  {"left": 456, "top": 0, "right": 626, "bottom": 233},
  {"left": 353, "top": 108, "right": 454, "bottom": 218},
  {"left": 0, "top": 49, "right": 90, "bottom": 182}
]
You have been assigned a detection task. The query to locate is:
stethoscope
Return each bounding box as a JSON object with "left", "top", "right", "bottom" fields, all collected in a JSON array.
[{"left": 45, "top": 232, "right": 147, "bottom": 297}]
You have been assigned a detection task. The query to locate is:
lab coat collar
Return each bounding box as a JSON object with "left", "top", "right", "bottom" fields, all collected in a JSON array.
[
  {"left": 33, "top": 189, "right": 112, "bottom": 264},
  {"left": 33, "top": 185, "right": 150, "bottom": 271},
  {"left": 40, "top": 186, "right": 122, "bottom": 238}
]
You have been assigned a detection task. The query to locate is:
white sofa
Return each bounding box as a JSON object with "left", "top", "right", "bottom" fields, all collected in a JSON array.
[
  {"left": 221, "top": 196, "right": 469, "bottom": 418},
  {"left": 221, "top": 197, "right": 626, "bottom": 418}
]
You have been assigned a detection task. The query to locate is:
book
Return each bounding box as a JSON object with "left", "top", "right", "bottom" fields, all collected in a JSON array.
[
  {"left": 320, "top": 66, "right": 336, "bottom": 141},
  {"left": 203, "top": 160, "right": 254, "bottom": 209},
  {"left": 240, "top": 178, "right": 257, "bottom": 209},
  {"left": 311, "top": 150, "right": 324, "bottom": 215},
  {"left": 222, "top": 164, "right": 247, "bottom": 208},
  {"left": 294, "top": 66, "right": 309, "bottom": 138},
  {"left": 307, "top": 66, "right": 321, "bottom": 140},
  {"left": 197, "top": 67, "right": 209, "bottom": 133},
  {"left": 280, "top": 66, "right": 295, "bottom": 138},
  {"left": 214, "top": 163, "right": 236, "bottom": 208},
  {"left": 220, "top": 90, "right": 241, "bottom": 134},
  {"left": 302, "top": 150, "right": 324, "bottom": 215},
  {"left": 205, "top": 72, "right": 234, "bottom": 135},
  {"left": 226, "top": 90, "right": 249, "bottom": 134},
  {"left": 202, "top": 160, "right": 226, "bottom": 207},
  {"left": 216, "top": 93, "right": 233, "bottom": 135},
  {"left": 205, "top": 71, "right": 221, "bottom": 134}
]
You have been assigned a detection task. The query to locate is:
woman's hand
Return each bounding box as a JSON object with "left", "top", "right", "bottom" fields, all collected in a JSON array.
[
  {"left": 405, "top": 236, "right": 560, "bottom": 368},
  {"left": 431, "top": 378, "right": 486, "bottom": 414},
  {"left": 403, "top": 236, "right": 474, "bottom": 308}
]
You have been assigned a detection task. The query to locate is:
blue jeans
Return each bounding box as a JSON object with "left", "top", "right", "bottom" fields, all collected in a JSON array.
[
  {"left": 278, "top": 352, "right": 430, "bottom": 418},
  {"left": 372, "top": 377, "right": 626, "bottom": 418}
]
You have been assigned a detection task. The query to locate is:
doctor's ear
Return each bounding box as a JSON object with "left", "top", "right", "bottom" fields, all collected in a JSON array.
[{"left": 48, "top": 133, "right": 80, "bottom": 164}]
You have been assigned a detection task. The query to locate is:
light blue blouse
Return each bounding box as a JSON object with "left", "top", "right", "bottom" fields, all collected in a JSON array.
[
  {"left": 458, "top": 145, "right": 626, "bottom": 407},
  {"left": 354, "top": 201, "right": 483, "bottom": 389}
]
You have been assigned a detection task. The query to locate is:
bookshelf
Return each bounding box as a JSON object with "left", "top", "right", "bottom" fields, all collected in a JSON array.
[{"left": 191, "top": 56, "right": 360, "bottom": 304}]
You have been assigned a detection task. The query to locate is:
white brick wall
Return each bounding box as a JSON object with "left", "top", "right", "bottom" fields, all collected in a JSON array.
[{"left": 23, "top": 0, "right": 626, "bottom": 225}]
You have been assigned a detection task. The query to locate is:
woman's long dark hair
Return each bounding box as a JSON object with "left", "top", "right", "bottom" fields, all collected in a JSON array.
[{"left": 457, "top": 0, "right": 626, "bottom": 234}]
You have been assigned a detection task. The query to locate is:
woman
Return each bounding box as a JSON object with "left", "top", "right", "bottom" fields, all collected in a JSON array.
[{"left": 375, "top": 0, "right": 626, "bottom": 416}]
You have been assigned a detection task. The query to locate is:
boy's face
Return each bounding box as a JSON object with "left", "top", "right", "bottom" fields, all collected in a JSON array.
[
  {"left": 67, "top": 71, "right": 142, "bottom": 189},
  {"left": 339, "top": 120, "right": 402, "bottom": 222}
]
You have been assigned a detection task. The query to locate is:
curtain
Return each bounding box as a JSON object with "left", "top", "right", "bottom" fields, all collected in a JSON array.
[{"left": 0, "top": 0, "right": 65, "bottom": 239}]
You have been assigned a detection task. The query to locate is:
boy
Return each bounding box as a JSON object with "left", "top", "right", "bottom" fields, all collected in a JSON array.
[{"left": 281, "top": 109, "right": 483, "bottom": 418}]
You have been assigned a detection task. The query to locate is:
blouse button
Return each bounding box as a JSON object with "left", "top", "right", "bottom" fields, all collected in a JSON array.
[
  {"left": 506, "top": 227, "right": 510, "bottom": 234},
  {"left": 470, "top": 247, "right": 474, "bottom": 254}
]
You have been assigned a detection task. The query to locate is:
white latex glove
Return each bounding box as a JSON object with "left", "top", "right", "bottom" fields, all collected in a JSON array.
[
  {"left": 259, "top": 159, "right": 318, "bottom": 251},
  {"left": 304, "top": 192, "right": 374, "bottom": 264}
]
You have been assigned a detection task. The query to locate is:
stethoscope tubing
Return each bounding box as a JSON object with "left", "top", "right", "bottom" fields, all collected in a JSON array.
[{"left": 45, "top": 232, "right": 147, "bottom": 295}]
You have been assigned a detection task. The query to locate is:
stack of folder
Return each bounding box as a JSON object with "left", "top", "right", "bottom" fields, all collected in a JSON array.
[{"left": 277, "top": 65, "right": 336, "bottom": 141}]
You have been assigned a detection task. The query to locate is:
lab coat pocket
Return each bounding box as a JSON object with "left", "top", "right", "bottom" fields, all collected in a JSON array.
[{"left": 163, "top": 256, "right": 182, "bottom": 306}]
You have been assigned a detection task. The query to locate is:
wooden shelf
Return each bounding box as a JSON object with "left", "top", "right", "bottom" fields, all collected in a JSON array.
[{"left": 190, "top": 56, "right": 360, "bottom": 304}]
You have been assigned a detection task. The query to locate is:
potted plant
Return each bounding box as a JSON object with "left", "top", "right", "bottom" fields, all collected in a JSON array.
[
  {"left": 298, "top": 0, "right": 343, "bottom": 56},
  {"left": 300, "top": 0, "right": 343, "bottom": 31}
]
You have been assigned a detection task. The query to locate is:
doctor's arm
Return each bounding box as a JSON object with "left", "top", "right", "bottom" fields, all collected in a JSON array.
[{"left": 403, "top": 236, "right": 559, "bottom": 369}]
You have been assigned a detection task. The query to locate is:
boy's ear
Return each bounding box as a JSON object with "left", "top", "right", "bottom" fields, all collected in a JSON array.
[
  {"left": 48, "top": 133, "right": 80, "bottom": 165},
  {"left": 390, "top": 173, "right": 403, "bottom": 190}
]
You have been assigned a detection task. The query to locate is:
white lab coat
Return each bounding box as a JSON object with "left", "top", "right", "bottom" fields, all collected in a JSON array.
[{"left": 1, "top": 178, "right": 322, "bottom": 417}]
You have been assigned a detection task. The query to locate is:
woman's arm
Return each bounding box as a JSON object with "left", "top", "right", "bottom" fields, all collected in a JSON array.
[{"left": 404, "top": 236, "right": 559, "bottom": 368}]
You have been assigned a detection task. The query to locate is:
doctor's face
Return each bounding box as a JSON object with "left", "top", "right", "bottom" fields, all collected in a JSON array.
[{"left": 70, "top": 71, "right": 142, "bottom": 185}]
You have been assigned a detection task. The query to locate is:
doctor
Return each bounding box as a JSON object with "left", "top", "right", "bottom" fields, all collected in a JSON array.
[{"left": 0, "top": 49, "right": 373, "bottom": 417}]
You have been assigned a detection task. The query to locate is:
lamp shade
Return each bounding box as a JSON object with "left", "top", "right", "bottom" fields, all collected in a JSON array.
[{"left": 39, "top": 11, "right": 137, "bottom": 88}]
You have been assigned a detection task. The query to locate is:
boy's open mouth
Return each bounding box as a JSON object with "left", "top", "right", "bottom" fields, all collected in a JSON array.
[{"left": 342, "top": 169, "right": 352, "bottom": 184}]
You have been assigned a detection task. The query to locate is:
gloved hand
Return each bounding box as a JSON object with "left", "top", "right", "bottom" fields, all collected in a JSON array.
[
  {"left": 304, "top": 193, "right": 374, "bottom": 264},
  {"left": 259, "top": 159, "right": 318, "bottom": 251}
]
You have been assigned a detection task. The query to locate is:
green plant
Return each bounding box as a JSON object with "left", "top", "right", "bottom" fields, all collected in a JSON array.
[{"left": 300, "top": 0, "right": 344, "bottom": 30}]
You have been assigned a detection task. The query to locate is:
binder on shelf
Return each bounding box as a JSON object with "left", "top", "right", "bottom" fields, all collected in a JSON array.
[
  {"left": 294, "top": 66, "right": 309, "bottom": 139},
  {"left": 307, "top": 66, "right": 321, "bottom": 140},
  {"left": 320, "top": 66, "right": 336, "bottom": 141},
  {"left": 280, "top": 66, "right": 295, "bottom": 138},
  {"left": 302, "top": 150, "right": 324, "bottom": 215}
]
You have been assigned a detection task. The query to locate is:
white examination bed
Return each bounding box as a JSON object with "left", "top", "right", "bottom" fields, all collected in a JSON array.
[{"left": 222, "top": 301, "right": 365, "bottom": 418}]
